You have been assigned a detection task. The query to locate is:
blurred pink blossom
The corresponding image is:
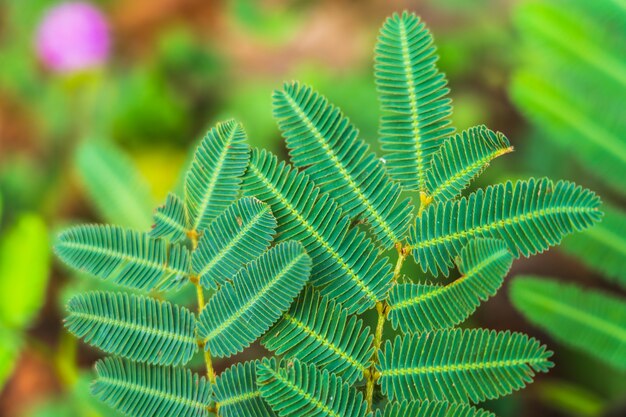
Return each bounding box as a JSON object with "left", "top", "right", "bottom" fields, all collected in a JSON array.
[{"left": 36, "top": 2, "right": 110, "bottom": 72}]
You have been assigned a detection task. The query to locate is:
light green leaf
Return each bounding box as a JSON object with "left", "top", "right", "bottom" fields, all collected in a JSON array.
[
  {"left": 375, "top": 11, "right": 454, "bottom": 192},
  {"left": 214, "top": 359, "right": 276, "bottom": 417},
  {"left": 389, "top": 238, "right": 513, "bottom": 333},
  {"left": 274, "top": 81, "right": 413, "bottom": 248},
  {"left": 76, "top": 141, "right": 153, "bottom": 230},
  {"left": 197, "top": 241, "right": 311, "bottom": 358},
  {"left": 0, "top": 214, "right": 50, "bottom": 328},
  {"left": 65, "top": 291, "right": 197, "bottom": 366},
  {"left": 410, "top": 178, "right": 602, "bottom": 276},
  {"left": 510, "top": 276, "right": 626, "bottom": 370},
  {"left": 92, "top": 357, "right": 212, "bottom": 417},
  {"left": 377, "top": 328, "right": 553, "bottom": 403},
  {"left": 185, "top": 119, "right": 249, "bottom": 232},
  {"left": 55, "top": 224, "right": 191, "bottom": 291},
  {"left": 193, "top": 197, "right": 276, "bottom": 289},
  {"left": 257, "top": 358, "right": 370, "bottom": 417}
]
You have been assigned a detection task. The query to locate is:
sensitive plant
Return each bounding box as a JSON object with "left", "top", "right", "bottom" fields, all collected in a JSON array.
[
  {"left": 510, "top": 0, "right": 626, "bottom": 373},
  {"left": 54, "top": 12, "right": 602, "bottom": 417}
]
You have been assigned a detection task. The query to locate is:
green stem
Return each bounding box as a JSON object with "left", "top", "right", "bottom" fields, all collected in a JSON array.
[
  {"left": 365, "top": 243, "right": 408, "bottom": 411},
  {"left": 189, "top": 230, "right": 217, "bottom": 385}
]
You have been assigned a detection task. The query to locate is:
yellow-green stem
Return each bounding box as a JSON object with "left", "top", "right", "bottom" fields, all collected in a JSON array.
[
  {"left": 190, "top": 230, "right": 218, "bottom": 385},
  {"left": 365, "top": 243, "right": 408, "bottom": 411}
]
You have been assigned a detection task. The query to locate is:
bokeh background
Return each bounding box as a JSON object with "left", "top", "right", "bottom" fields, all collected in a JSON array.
[{"left": 0, "top": 1, "right": 625, "bottom": 416}]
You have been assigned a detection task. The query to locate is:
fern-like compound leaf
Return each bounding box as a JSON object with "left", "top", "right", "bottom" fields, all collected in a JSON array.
[
  {"left": 262, "top": 286, "right": 374, "bottom": 384},
  {"left": 193, "top": 197, "right": 276, "bottom": 289},
  {"left": 376, "top": 401, "right": 495, "bottom": 417},
  {"left": 377, "top": 328, "right": 553, "bottom": 403},
  {"left": 510, "top": 276, "right": 626, "bottom": 370},
  {"left": 257, "top": 358, "right": 371, "bottom": 417},
  {"left": 425, "top": 126, "right": 513, "bottom": 204},
  {"left": 410, "top": 178, "right": 602, "bottom": 276},
  {"left": 389, "top": 239, "right": 513, "bottom": 333},
  {"left": 55, "top": 224, "right": 191, "bottom": 291},
  {"left": 214, "top": 359, "right": 276, "bottom": 417},
  {"left": 185, "top": 119, "right": 249, "bottom": 232},
  {"left": 243, "top": 149, "right": 393, "bottom": 314},
  {"left": 561, "top": 204, "right": 626, "bottom": 288},
  {"left": 92, "top": 357, "right": 212, "bottom": 417},
  {"left": 375, "top": 11, "right": 454, "bottom": 192},
  {"left": 65, "top": 291, "right": 197, "bottom": 366},
  {"left": 150, "top": 193, "right": 189, "bottom": 243},
  {"left": 197, "top": 241, "right": 311, "bottom": 358},
  {"left": 274, "top": 81, "right": 413, "bottom": 248}
]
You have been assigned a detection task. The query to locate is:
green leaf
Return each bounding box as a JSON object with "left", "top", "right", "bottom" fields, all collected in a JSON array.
[
  {"left": 262, "top": 286, "right": 373, "bottom": 384},
  {"left": 274, "top": 81, "right": 413, "bottom": 248},
  {"left": 185, "top": 119, "right": 250, "bottom": 232},
  {"left": 65, "top": 291, "right": 197, "bottom": 366},
  {"left": 55, "top": 224, "right": 191, "bottom": 291},
  {"left": 0, "top": 214, "right": 50, "bottom": 328},
  {"left": 389, "top": 238, "right": 513, "bottom": 333},
  {"left": 377, "top": 401, "right": 494, "bottom": 417},
  {"left": 257, "top": 358, "right": 370, "bottom": 417},
  {"left": 197, "top": 241, "right": 311, "bottom": 358},
  {"left": 375, "top": 11, "right": 454, "bottom": 192},
  {"left": 193, "top": 197, "right": 276, "bottom": 289},
  {"left": 377, "top": 328, "right": 553, "bottom": 403},
  {"left": 214, "top": 359, "right": 276, "bottom": 417},
  {"left": 410, "top": 178, "right": 602, "bottom": 276},
  {"left": 425, "top": 125, "right": 512, "bottom": 204},
  {"left": 76, "top": 141, "right": 154, "bottom": 230},
  {"left": 150, "top": 193, "right": 189, "bottom": 243},
  {"left": 510, "top": 276, "right": 626, "bottom": 370},
  {"left": 92, "top": 357, "right": 212, "bottom": 417},
  {"left": 0, "top": 326, "right": 21, "bottom": 390},
  {"left": 243, "top": 149, "right": 393, "bottom": 313},
  {"left": 561, "top": 204, "right": 626, "bottom": 288}
]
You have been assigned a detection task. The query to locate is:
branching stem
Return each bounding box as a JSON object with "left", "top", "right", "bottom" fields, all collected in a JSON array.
[
  {"left": 365, "top": 243, "right": 408, "bottom": 411},
  {"left": 190, "top": 231, "right": 218, "bottom": 385}
]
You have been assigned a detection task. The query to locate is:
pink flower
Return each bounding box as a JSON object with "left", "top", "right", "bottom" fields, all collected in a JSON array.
[{"left": 36, "top": 2, "right": 110, "bottom": 73}]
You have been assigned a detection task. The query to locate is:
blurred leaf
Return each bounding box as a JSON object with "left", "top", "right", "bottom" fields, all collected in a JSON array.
[
  {"left": 510, "top": 276, "right": 626, "bottom": 371},
  {"left": 536, "top": 380, "right": 605, "bottom": 417},
  {"left": 111, "top": 68, "right": 188, "bottom": 146},
  {"left": 76, "top": 141, "right": 154, "bottom": 230},
  {"left": 512, "top": 0, "right": 626, "bottom": 195},
  {"left": 0, "top": 214, "right": 50, "bottom": 328},
  {"left": 0, "top": 326, "right": 21, "bottom": 389},
  {"left": 562, "top": 204, "right": 626, "bottom": 288}
]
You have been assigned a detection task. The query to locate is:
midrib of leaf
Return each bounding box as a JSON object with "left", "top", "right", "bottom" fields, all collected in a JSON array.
[
  {"left": 248, "top": 162, "right": 377, "bottom": 303},
  {"left": 282, "top": 92, "right": 399, "bottom": 243},
  {"left": 70, "top": 311, "right": 195, "bottom": 344},
  {"left": 399, "top": 17, "right": 425, "bottom": 191},
  {"left": 517, "top": 74, "right": 626, "bottom": 165},
  {"left": 380, "top": 357, "right": 545, "bottom": 377},
  {"left": 59, "top": 241, "right": 187, "bottom": 277},
  {"left": 218, "top": 390, "right": 262, "bottom": 407},
  {"left": 203, "top": 253, "right": 306, "bottom": 342},
  {"left": 99, "top": 376, "right": 207, "bottom": 411},
  {"left": 412, "top": 206, "right": 596, "bottom": 250},
  {"left": 527, "top": 6, "right": 626, "bottom": 89},
  {"left": 264, "top": 367, "right": 342, "bottom": 417},
  {"left": 191, "top": 127, "right": 237, "bottom": 231},
  {"left": 429, "top": 147, "right": 513, "bottom": 201},
  {"left": 516, "top": 286, "right": 626, "bottom": 344},
  {"left": 283, "top": 313, "right": 367, "bottom": 372},
  {"left": 198, "top": 206, "right": 269, "bottom": 278},
  {"left": 154, "top": 209, "right": 186, "bottom": 236},
  {"left": 390, "top": 248, "right": 507, "bottom": 310}
]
